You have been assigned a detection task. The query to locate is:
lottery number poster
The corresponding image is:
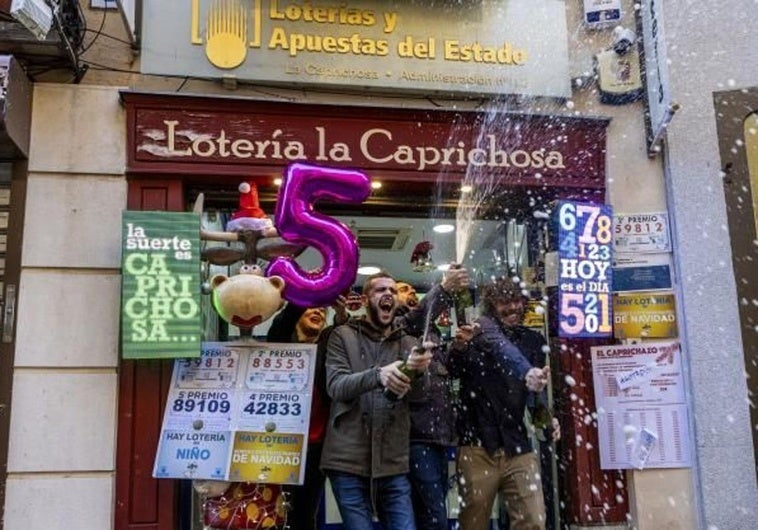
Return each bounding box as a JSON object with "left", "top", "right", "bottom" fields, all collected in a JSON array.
[{"left": 153, "top": 342, "right": 316, "bottom": 485}]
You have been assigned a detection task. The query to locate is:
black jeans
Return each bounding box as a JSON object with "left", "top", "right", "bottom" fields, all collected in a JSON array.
[
  {"left": 409, "top": 443, "right": 450, "bottom": 530},
  {"left": 285, "top": 442, "right": 325, "bottom": 530}
]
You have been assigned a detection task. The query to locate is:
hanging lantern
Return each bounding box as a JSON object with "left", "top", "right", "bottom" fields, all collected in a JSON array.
[
  {"left": 437, "top": 308, "right": 452, "bottom": 328},
  {"left": 410, "top": 240, "right": 435, "bottom": 272}
]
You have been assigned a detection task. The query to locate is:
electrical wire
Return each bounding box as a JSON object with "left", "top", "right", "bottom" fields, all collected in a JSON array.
[
  {"left": 79, "top": 5, "right": 108, "bottom": 55},
  {"left": 84, "top": 28, "right": 132, "bottom": 46},
  {"left": 176, "top": 77, "right": 189, "bottom": 92},
  {"left": 74, "top": 56, "right": 476, "bottom": 107}
]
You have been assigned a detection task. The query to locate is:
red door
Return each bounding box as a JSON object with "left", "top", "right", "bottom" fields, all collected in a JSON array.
[
  {"left": 553, "top": 337, "right": 628, "bottom": 525},
  {"left": 115, "top": 180, "right": 184, "bottom": 530}
]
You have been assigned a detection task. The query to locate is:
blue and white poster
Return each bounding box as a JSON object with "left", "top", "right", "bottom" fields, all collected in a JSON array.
[
  {"left": 613, "top": 253, "right": 673, "bottom": 292},
  {"left": 556, "top": 201, "right": 614, "bottom": 337},
  {"left": 583, "top": 0, "right": 622, "bottom": 27},
  {"left": 153, "top": 430, "right": 232, "bottom": 480},
  {"left": 153, "top": 342, "right": 316, "bottom": 483}
]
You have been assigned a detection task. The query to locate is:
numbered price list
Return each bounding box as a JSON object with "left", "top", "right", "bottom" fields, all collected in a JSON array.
[
  {"left": 556, "top": 201, "right": 613, "bottom": 337},
  {"left": 590, "top": 341, "right": 691, "bottom": 469}
]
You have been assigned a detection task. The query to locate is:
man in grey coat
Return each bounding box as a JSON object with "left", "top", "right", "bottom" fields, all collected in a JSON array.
[{"left": 321, "top": 268, "right": 469, "bottom": 530}]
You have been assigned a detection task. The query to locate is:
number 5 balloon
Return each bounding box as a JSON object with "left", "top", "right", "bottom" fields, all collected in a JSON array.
[{"left": 267, "top": 163, "right": 371, "bottom": 307}]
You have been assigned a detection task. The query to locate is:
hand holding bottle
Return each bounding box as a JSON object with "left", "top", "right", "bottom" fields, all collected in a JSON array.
[
  {"left": 441, "top": 263, "right": 471, "bottom": 294},
  {"left": 525, "top": 365, "right": 550, "bottom": 392},
  {"left": 381, "top": 344, "right": 434, "bottom": 401},
  {"left": 451, "top": 323, "right": 479, "bottom": 352},
  {"left": 378, "top": 360, "right": 412, "bottom": 400},
  {"left": 405, "top": 342, "right": 434, "bottom": 372},
  {"left": 532, "top": 402, "right": 561, "bottom": 442}
]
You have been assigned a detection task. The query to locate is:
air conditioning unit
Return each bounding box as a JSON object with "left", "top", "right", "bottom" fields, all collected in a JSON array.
[
  {"left": 355, "top": 228, "right": 411, "bottom": 251},
  {"left": 0, "top": 0, "right": 86, "bottom": 81},
  {"left": 10, "top": 0, "right": 52, "bottom": 41}
]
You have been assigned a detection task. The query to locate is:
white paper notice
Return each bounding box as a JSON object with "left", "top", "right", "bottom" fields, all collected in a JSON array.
[
  {"left": 591, "top": 341, "right": 691, "bottom": 469},
  {"left": 613, "top": 212, "right": 671, "bottom": 253},
  {"left": 153, "top": 341, "right": 316, "bottom": 482}
]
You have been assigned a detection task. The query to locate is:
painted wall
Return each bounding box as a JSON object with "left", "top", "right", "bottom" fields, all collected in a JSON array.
[
  {"left": 658, "top": 1, "right": 758, "bottom": 528},
  {"left": 4, "top": 85, "right": 126, "bottom": 529}
]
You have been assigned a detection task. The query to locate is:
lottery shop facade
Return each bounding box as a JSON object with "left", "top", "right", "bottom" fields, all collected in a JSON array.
[{"left": 117, "top": 91, "right": 620, "bottom": 529}]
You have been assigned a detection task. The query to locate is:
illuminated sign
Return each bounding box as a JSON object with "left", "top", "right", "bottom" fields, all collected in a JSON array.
[
  {"left": 141, "top": 0, "right": 570, "bottom": 98},
  {"left": 556, "top": 201, "right": 613, "bottom": 338},
  {"left": 121, "top": 211, "right": 202, "bottom": 359}
]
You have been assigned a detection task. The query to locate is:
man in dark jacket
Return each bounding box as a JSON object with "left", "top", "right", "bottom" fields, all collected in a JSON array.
[
  {"left": 449, "top": 278, "right": 550, "bottom": 530},
  {"left": 497, "top": 309, "right": 561, "bottom": 530},
  {"left": 321, "top": 268, "right": 468, "bottom": 530},
  {"left": 397, "top": 281, "right": 456, "bottom": 530}
]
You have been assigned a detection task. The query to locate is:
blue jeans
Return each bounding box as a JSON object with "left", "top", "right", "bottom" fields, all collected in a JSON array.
[
  {"left": 328, "top": 471, "right": 416, "bottom": 530},
  {"left": 409, "top": 443, "right": 450, "bottom": 530}
]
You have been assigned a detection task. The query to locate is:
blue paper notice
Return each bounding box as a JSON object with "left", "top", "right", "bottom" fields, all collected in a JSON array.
[{"left": 153, "top": 430, "right": 232, "bottom": 480}]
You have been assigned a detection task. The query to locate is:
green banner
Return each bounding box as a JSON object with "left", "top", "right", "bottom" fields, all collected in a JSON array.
[{"left": 121, "top": 211, "right": 202, "bottom": 359}]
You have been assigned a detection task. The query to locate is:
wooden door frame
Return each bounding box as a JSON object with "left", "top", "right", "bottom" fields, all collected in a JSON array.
[
  {"left": 713, "top": 87, "right": 758, "bottom": 479},
  {"left": 0, "top": 160, "right": 27, "bottom": 530},
  {"left": 115, "top": 180, "right": 184, "bottom": 530}
]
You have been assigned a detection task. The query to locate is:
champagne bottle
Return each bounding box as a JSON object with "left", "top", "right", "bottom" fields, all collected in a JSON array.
[
  {"left": 531, "top": 398, "right": 555, "bottom": 443},
  {"left": 453, "top": 288, "right": 475, "bottom": 326},
  {"left": 382, "top": 348, "right": 422, "bottom": 402},
  {"left": 532, "top": 401, "right": 552, "bottom": 430}
]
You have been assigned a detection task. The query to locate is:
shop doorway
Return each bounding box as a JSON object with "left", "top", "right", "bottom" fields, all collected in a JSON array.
[
  {"left": 187, "top": 183, "right": 558, "bottom": 530},
  {"left": 117, "top": 92, "right": 624, "bottom": 530}
]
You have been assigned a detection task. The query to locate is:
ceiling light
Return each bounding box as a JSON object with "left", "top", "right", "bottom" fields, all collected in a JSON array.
[
  {"left": 357, "top": 265, "right": 381, "bottom": 275},
  {"left": 433, "top": 223, "right": 455, "bottom": 234},
  {"left": 371, "top": 181, "right": 382, "bottom": 189},
  {"left": 460, "top": 184, "right": 473, "bottom": 193},
  {"left": 273, "top": 177, "right": 283, "bottom": 186}
]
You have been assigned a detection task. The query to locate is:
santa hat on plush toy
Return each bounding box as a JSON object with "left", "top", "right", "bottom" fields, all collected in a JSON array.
[{"left": 225, "top": 181, "right": 274, "bottom": 233}]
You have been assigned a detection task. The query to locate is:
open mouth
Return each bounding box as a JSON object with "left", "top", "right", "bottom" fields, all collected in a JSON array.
[
  {"left": 378, "top": 295, "right": 395, "bottom": 312},
  {"left": 406, "top": 298, "right": 419, "bottom": 308},
  {"left": 232, "top": 315, "right": 263, "bottom": 328},
  {"left": 346, "top": 294, "right": 363, "bottom": 311}
]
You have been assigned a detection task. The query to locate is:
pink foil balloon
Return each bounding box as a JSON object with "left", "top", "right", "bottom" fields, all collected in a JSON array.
[{"left": 267, "top": 163, "right": 371, "bottom": 307}]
